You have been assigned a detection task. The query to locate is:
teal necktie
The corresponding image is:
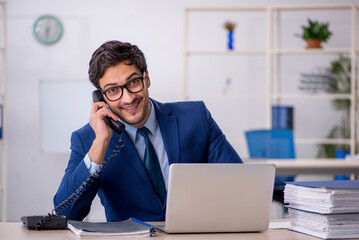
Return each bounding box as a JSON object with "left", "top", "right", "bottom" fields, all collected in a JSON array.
[{"left": 138, "top": 127, "right": 167, "bottom": 203}]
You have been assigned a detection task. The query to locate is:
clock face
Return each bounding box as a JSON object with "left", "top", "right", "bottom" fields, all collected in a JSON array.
[{"left": 33, "top": 15, "right": 63, "bottom": 45}]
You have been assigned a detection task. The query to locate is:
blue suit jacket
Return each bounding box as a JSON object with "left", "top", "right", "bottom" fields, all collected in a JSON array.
[{"left": 54, "top": 99, "right": 242, "bottom": 221}]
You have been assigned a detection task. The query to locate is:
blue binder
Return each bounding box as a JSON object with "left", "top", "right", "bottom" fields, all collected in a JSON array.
[{"left": 287, "top": 180, "right": 359, "bottom": 189}]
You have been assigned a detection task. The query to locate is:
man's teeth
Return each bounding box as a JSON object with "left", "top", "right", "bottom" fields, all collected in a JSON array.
[{"left": 124, "top": 102, "right": 138, "bottom": 110}]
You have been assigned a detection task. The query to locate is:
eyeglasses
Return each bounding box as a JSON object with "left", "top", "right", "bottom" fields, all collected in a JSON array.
[{"left": 102, "top": 72, "right": 146, "bottom": 101}]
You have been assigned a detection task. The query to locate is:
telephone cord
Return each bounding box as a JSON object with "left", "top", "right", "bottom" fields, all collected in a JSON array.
[{"left": 35, "top": 134, "right": 124, "bottom": 230}]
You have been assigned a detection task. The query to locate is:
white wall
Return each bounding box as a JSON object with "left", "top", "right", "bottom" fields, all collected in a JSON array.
[{"left": 3, "top": 0, "right": 358, "bottom": 221}]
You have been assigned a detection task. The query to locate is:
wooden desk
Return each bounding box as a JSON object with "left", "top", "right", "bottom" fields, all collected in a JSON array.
[
  {"left": 0, "top": 221, "right": 320, "bottom": 240},
  {"left": 244, "top": 159, "right": 359, "bottom": 175}
]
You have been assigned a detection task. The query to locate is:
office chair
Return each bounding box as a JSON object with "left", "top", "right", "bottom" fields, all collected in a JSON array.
[{"left": 245, "top": 129, "right": 295, "bottom": 203}]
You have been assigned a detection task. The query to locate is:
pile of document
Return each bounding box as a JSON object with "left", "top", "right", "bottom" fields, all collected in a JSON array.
[{"left": 284, "top": 180, "right": 359, "bottom": 239}]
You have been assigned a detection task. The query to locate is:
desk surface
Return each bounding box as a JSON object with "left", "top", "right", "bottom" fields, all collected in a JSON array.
[
  {"left": 0, "top": 221, "right": 320, "bottom": 240},
  {"left": 244, "top": 159, "right": 359, "bottom": 175}
]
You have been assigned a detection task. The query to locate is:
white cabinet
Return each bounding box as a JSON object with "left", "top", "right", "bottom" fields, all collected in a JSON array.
[
  {"left": 0, "top": 1, "right": 6, "bottom": 222},
  {"left": 183, "top": 4, "right": 358, "bottom": 159}
]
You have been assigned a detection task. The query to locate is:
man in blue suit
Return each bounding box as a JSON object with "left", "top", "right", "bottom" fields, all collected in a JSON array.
[{"left": 54, "top": 41, "right": 242, "bottom": 222}]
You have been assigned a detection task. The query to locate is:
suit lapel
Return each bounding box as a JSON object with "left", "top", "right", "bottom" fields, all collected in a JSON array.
[{"left": 152, "top": 99, "right": 179, "bottom": 165}]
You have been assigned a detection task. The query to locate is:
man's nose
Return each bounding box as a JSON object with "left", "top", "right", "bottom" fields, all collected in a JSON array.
[{"left": 120, "top": 87, "right": 135, "bottom": 102}]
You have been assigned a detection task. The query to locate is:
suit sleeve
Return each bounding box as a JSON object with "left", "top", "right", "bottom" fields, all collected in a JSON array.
[
  {"left": 200, "top": 102, "right": 243, "bottom": 164},
  {"left": 53, "top": 131, "right": 100, "bottom": 220}
]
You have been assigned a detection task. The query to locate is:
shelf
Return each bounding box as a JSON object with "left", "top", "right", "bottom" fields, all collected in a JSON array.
[
  {"left": 186, "top": 49, "right": 352, "bottom": 56},
  {"left": 229, "top": 137, "right": 351, "bottom": 146},
  {"left": 186, "top": 4, "right": 355, "bottom": 12},
  {"left": 187, "top": 93, "right": 353, "bottom": 100},
  {"left": 273, "top": 48, "right": 351, "bottom": 55},
  {"left": 271, "top": 4, "right": 354, "bottom": 11},
  {"left": 186, "top": 50, "right": 266, "bottom": 56},
  {"left": 186, "top": 7, "right": 267, "bottom": 12},
  {"left": 188, "top": 94, "right": 268, "bottom": 100},
  {"left": 271, "top": 93, "right": 353, "bottom": 100},
  {"left": 295, "top": 138, "right": 351, "bottom": 145}
]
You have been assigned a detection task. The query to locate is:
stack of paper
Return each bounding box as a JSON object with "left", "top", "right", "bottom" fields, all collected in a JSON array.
[
  {"left": 68, "top": 218, "right": 156, "bottom": 238},
  {"left": 284, "top": 180, "right": 359, "bottom": 239}
]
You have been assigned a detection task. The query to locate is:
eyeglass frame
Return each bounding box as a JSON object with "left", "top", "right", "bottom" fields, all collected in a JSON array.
[{"left": 100, "top": 72, "right": 146, "bottom": 102}]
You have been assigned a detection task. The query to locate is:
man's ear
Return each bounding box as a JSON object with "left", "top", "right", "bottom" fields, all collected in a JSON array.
[{"left": 145, "top": 70, "right": 151, "bottom": 88}]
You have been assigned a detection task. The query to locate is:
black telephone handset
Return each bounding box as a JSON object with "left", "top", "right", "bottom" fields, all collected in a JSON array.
[
  {"left": 92, "top": 90, "right": 125, "bottom": 134},
  {"left": 21, "top": 91, "right": 126, "bottom": 231}
]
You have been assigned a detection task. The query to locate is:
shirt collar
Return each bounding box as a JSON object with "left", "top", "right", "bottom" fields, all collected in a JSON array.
[{"left": 122, "top": 100, "right": 158, "bottom": 143}]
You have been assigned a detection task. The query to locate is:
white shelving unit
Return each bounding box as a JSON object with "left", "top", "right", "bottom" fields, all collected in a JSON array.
[
  {"left": 270, "top": 4, "right": 358, "bottom": 153},
  {"left": 0, "top": 1, "right": 6, "bottom": 222},
  {"left": 183, "top": 4, "right": 359, "bottom": 158}
]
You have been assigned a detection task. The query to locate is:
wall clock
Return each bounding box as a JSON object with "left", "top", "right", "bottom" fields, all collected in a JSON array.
[{"left": 33, "top": 15, "right": 63, "bottom": 45}]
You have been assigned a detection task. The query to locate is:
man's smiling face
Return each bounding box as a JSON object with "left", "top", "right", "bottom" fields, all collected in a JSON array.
[{"left": 99, "top": 62, "right": 151, "bottom": 127}]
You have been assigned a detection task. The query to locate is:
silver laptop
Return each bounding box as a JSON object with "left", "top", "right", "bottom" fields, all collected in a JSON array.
[{"left": 157, "top": 163, "right": 275, "bottom": 233}]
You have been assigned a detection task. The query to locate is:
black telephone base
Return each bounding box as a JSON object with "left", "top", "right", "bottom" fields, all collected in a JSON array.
[{"left": 21, "top": 215, "right": 68, "bottom": 230}]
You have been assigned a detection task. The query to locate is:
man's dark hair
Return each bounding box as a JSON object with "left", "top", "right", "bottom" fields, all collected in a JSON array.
[{"left": 88, "top": 40, "right": 147, "bottom": 89}]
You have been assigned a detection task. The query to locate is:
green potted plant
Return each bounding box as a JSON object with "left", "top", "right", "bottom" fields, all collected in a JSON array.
[
  {"left": 298, "top": 19, "right": 332, "bottom": 49},
  {"left": 317, "top": 55, "right": 351, "bottom": 158},
  {"left": 299, "top": 55, "right": 351, "bottom": 158}
]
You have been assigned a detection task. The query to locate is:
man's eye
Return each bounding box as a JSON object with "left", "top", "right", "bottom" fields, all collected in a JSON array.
[
  {"left": 108, "top": 87, "right": 119, "bottom": 94},
  {"left": 128, "top": 78, "right": 139, "bottom": 86}
]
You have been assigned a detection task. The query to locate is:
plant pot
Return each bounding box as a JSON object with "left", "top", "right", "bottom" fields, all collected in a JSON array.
[{"left": 305, "top": 39, "right": 322, "bottom": 49}]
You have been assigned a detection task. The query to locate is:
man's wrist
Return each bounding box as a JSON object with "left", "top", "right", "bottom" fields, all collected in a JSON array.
[
  {"left": 84, "top": 154, "right": 100, "bottom": 174},
  {"left": 88, "top": 138, "right": 111, "bottom": 165}
]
